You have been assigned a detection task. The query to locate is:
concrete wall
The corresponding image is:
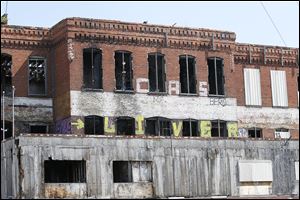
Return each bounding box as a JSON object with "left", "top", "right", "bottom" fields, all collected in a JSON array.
[{"left": 2, "top": 135, "right": 298, "bottom": 199}]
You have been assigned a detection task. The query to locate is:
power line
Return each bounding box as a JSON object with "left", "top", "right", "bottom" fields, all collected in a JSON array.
[{"left": 260, "top": 1, "right": 287, "bottom": 47}]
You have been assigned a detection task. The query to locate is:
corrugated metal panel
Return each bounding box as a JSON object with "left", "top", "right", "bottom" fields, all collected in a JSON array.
[
  {"left": 271, "top": 70, "right": 288, "bottom": 107},
  {"left": 244, "top": 68, "right": 262, "bottom": 106}
]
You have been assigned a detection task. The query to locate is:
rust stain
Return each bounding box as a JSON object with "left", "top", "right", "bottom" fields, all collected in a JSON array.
[{"left": 45, "top": 186, "right": 68, "bottom": 198}]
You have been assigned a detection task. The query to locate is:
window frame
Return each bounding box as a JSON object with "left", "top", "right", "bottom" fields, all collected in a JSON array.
[
  {"left": 147, "top": 52, "right": 166, "bottom": 94},
  {"left": 28, "top": 56, "right": 47, "bottom": 96},
  {"left": 207, "top": 57, "right": 225, "bottom": 97},
  {"left": 114, "top": 50, "right": 134, "bottom": 92},
  {"left": 179, "top": 55, "right": 197, "bottom": 95},
  {"left": 82, "top": 48, "right": 103, "bottom": 91},
  {"left": 84, "top": 115, "right": 104, "bottom": 135}
]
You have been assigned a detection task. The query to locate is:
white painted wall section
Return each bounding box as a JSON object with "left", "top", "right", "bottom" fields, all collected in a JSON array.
[{"left": 239, "top": 160, "right": 273, "bottom": 182}]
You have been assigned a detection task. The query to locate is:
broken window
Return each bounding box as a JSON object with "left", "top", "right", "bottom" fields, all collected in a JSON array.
[
  {"left": 182, "top": 119, "right": 198, "bottom": 137},
  {"left": 84, "top": 115, "right": 104, "bottom": 135},
  {"left": 1, "top": 121, "right": 12, "bottom": 141},
  {"left": 44, "top": 160, "right": 86, "bottom": 183},
  {"left": 145, "top": 117, "right": 172, "bottom": 136},
  {"left": 113, "top": 161, "right": 152, "bottom": 183},
  {"left": 28, "top": 57, "right": 46, "bottom": 95},
  {"left": 83, "top": 48, "right": 103, "bottom": 89},
  {"left": 115, "top": 51, "right": 133, "bottom": 91},
  {"left": 116, "top": 117, "right": 135, "bottom": 135},
  {"left": 248, "top": 128, "right": 262, "bottom": 138},
  {"left": 148, "top": 53, "right": 166, "bottom": 93},
  {"left": 211, "top": 120, "right": 227, "bottom": 137},
  {"left": 207, "top": 57, "right": 225, "bottom": 96},
  {"left": 1, "top": 54, "right": 12, "bottom": 95},
  {"left": 179, "top": 55, "right": 196, "bottom": 94},
  {"left": 30, "top": 125, "right": 48, "bottom": 133},
  {"left": 275, "top": 128, "right": 290, "bottom": 139}
]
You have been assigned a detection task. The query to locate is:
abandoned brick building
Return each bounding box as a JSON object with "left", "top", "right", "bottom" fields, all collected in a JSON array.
[{"left": 1, "top": 17, "right": 299, "bottom": 199}]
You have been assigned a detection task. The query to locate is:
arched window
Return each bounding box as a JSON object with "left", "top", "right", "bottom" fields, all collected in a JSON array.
[
  {"left": 83, "top": 48, "right": 103, "bottom": 89},
  {"left": 1, "top": 53, "right": 12, "bottom": 95}
]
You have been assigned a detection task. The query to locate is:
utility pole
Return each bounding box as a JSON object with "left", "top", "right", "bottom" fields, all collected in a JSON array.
[
  {"left": 2, "top": 91, "right": 6, "bottom": 141},
  {"left": 12, "top": 86, "right": 15, "bottom": 138}
]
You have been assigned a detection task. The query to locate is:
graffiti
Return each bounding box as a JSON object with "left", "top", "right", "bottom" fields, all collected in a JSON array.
[
  {"left": 71, "top": 119, "right": 84, "bottom": 129},
  {"left": 104, "top": 117, "right": 116, "bottom": 134},
  {"left": 55, "top": 117, "right": 71, "bottom": 134},
  {"left": 199, "top": 82, "right": 208, "bottom": 96},
  {"left": 135, "top": 115, "right": 145, "bottom": 135},
  {"left": 238, "top": 128, "right": 248, "bottom": 137},
  {"left": 136, "top": 78, "right": 149, "bottom": 93},
  {"left": 227, "top": 122, "right": 238, "bottom": 137},
  {"left": 172, "top": 121, "right": 183, "bottom": 137},
  {"left": 168, "top": 80, "right": 179, "bottom": 95},
  {"left": 200, "top": 121, "right": 211, "bottom": 137},
  {"left": 210, "top": 98, "right": 227, "bottom": 106}
]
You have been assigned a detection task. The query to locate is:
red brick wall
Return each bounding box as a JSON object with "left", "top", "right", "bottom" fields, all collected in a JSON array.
[
  {"left": 1, "top": 48, "right": 52, "bottom": 97},
  {"left": 70, "top": 42, "right": 238, "bottom": 98},
  {"left": 235, "top": 64, "right": 298, "bottom": 107},
  {"left": 53, "top": 41, "right": 71, "bottom": 121}
]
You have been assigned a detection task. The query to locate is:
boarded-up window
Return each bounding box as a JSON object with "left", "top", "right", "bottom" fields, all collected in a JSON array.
[
  {"left": 275, "top": 128, "right": 290, "bottom": 139},
  {"left": 244, "top": 68, "right": 262, "bottom": 106},
  {"left": 271, "top": 70, "right": 288, "bottom": 107}
]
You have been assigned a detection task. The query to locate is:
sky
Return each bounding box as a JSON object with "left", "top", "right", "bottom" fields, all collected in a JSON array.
[{"left": 1, "top": 1, "right": 299, "bottom": 48}]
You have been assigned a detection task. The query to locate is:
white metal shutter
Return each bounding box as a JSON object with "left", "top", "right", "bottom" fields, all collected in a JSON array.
[
  {"left": 271, "top": 70, "right": 288, "bottom": 107},
  {"left": 244, "top": 68, "right": 262, "bottom": 106}
]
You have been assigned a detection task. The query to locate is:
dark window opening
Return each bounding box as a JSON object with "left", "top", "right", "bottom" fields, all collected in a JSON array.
[
  {"left": 113, "top": 161, "right": 152, "bottom": 183},
  {"left": 179, "top": 55, "right": 196, "bottom": 94},
  {"left": 28, "top": 57, "right": 46, "bottom": 95},
  {"left": 1, "top": 54, "right": 12, "bottom": 95},
  {"left": 145, "top": 117, "right": 172, "bottom": 136},
  {"left": 182, "top": 119, "right": 198, "bottom": 137},
  {"left": 30, "top": 125, "right": 47, "bottom": 133},
  {"left": 148, "top": 53, "right": 166, "bottom": 92},
  {"left": 211, "top": 120, "right": 227, "bottom": 137},
  {"left": 83, "top": 48, "right": 103, "bottom": 89},
  {"left": 113, "top": 161, "right": 132, "bottom": 183},
  {"left": 84, "top": 115, "right": 104, "bottom": 135},
  {"left": 248, "top": 128, "right": 262, "bottom": 138},
  {"left": 116, "top": 117, "right": 135, "bottom": 135},
  {"left": 1, "top": 121, "right": 12, "bottom": 141},
  {"left": 115, "top": 51, "right": 133, "bottom": 91},
  {"left": 44, "top": 160, "right": 86, "bottom": 183},
  {"left": 208, "top": 57, "right": 225, "bottom": 95}
]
